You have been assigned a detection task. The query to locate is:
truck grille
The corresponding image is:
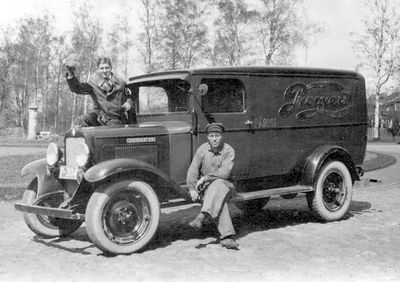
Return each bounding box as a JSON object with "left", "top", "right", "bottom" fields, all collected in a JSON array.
[
  {"left": 114, "top": 145, "right": 158, "bottom": 166},
  {"left": 65, "top": 137, "right": 86, "bottom": 168}
]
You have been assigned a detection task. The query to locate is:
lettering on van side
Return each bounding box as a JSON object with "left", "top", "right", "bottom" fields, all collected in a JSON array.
[
  {"left": 278, "top": 81, "right": 353, "bottom": 121},
  {"left": 253, "top": 117, "right": 277, "bottom": 128}
]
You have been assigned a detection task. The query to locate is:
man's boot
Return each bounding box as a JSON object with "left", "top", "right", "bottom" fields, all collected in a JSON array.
[
  {"left": 188, "top": 213, "right": 205, "bottom": 230},
  {"left": 220, "top": 236, "right": 239, "bottom": 249}
]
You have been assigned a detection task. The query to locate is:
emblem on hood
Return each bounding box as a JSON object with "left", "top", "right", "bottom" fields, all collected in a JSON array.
[{"left": 126, "top": 137, "right": 156, "bottom": 143}]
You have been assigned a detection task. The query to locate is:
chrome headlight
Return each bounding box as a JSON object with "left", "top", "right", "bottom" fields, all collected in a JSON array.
[
  {"left": 75, "top": 143, "right": 90, "bottom": 167},
  {"left": 46, "top": 143, "right": 62, "bottom": 166}
]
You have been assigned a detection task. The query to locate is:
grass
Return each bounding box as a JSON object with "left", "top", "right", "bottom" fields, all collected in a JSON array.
[
  {"left": 0, "top": 137, "right": 56, "bottom": 147},
  {"left": 0, "top": 153, "right": 45, "bottom": 201},
  {"left": 0, "top": 153, "right": 45, "bottom": 184},
  {"left": 363, "top": 151, "right": 396, "bottom": 172}
]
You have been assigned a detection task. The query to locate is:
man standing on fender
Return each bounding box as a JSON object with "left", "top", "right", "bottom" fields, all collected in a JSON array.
[
  {"left": 65, "top": 55, "right": 134, "bottom": 127},
  {"left": 186, "top": 122, "right": 239, "bottom": 249}
]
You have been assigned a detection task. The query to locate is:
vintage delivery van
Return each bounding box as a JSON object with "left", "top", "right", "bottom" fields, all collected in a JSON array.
[{"left": 15, "top": 67, "right": 367, "bottom": 254}]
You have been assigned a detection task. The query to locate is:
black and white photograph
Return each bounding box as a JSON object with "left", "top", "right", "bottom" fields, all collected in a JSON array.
[{"left": 0, "top": 0, "right": 399, "bottom": 281}]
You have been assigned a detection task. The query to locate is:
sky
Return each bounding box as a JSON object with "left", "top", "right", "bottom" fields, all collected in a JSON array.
[{"left": 0, "top": 0, "right": 369, "bottom": 74}]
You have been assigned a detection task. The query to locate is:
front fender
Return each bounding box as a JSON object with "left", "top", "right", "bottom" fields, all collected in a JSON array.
[
  {"left": 301, "top": 145, "right": 358, "bottom": 186},
  {"left": 21, "top": 159, "right": 64, "bottom": 197},
  {"left": 84, "top": 158, "right": 190, "bottom": 199}
]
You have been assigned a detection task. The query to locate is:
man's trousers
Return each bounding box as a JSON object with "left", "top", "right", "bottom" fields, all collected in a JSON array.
[{"left": 201, "top": 179, "right": 235, "bottom": 238}]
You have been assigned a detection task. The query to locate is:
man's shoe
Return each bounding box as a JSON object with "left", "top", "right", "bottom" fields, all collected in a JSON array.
[
  {"left": 220, "top": 237, "right": 239, "bottom": 249},
  {"left": 188, "top": 213, "right": 205, "bottom": 230}
]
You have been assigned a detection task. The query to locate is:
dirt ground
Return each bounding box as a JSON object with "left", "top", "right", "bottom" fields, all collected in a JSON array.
[{"left": 0, "top": 144, "right": 399, "bottom": 281}]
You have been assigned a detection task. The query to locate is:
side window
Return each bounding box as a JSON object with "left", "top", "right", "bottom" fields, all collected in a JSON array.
[{"left": 201, "top": 78, "right": 245, "bottom": 113}]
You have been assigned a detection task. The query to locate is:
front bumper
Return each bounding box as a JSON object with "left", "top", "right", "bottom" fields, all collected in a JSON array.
[{"left": 14, "top": 203, "right": 85, "bottom": 220}]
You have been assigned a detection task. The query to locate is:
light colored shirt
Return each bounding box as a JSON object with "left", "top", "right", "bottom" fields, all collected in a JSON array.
[{"left": 186, "top": 142, "right": 235, "bottom": 191}]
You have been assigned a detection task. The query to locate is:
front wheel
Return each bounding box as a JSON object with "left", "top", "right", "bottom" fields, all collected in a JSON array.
[
  {"left": 85, "top": 180, "right": 160, "bottom": 255},
  {"left": 22, "top": 179, "right": 83, "bottom": 238},
  {"left": 307, "top": 161, "right": 353, "bottom": 221}
]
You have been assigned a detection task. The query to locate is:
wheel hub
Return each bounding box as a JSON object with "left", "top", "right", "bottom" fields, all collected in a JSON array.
[
  {"left": 103, "top": 190, "right": 151, "bottom": 245},
  {"left": 322, "top": 171, "right": 345, "bottom": 211}
]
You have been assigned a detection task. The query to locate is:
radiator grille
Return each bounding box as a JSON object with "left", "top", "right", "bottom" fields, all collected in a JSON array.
[
  {"left": 114, "top": 145, "right": 158, "bottom": 166},
  {"left": 65, "top": 137, "right": 86, "bottom": 168}
]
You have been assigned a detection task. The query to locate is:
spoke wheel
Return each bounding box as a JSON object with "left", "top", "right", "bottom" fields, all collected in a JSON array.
[
  {"left": 85, "top": 180, "right": 160, "bottom": 254},
  {"left": 307, "top": 161, "right": 353, "bottom": 221}
]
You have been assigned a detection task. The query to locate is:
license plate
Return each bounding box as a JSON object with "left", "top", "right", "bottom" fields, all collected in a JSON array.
[{"left": 59, "top": 166, "right": 78, "bottom": 180}]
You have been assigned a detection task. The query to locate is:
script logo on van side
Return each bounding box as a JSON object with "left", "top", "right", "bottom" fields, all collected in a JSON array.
[{"left": 278, "top": 81, "right": 353, "bottom": 121}]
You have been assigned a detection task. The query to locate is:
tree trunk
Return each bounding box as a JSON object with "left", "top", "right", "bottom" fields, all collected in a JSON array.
[
  {"left": 54, "top": 52, "right": 62, "bottom": 132},
  {"left": 71, "top": 93, "right": 77, "bottom": 128},
  {"left": 22, "top": 54, "right": 29, "bottom": 129},
  {"left": 373, "top": 91, "right": 380, "bottom": 140},
  {"left": 84, "top": 61, "right": 93, "bottom": 114},
  {"left": 42, "top": 67, "right": 50, "bottom": 130}
]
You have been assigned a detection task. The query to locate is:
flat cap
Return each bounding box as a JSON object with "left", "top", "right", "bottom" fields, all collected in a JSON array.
[{"left": 206, "top": 122, "right": 225, "bottom": 134}]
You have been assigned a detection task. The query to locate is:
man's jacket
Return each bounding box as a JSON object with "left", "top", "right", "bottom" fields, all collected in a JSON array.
[{"left": 67, "top": 72, "right": 132, "bottom": 120}]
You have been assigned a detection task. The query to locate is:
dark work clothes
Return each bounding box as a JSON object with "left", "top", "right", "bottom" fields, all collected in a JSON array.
[
  {"left": 186, "top": 142, "right": 236, "bottom": 238},
  {"left": 67, "top": 72, "right": 133, "bottom": 126}
]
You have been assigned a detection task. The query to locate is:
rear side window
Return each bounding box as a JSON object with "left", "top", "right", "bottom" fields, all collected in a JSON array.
[{"left": 200, "top": 78, "right": 245, "bottom": 113}]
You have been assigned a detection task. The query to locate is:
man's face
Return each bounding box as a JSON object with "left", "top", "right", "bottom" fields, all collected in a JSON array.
[
  {"left": 98, "top": 63, "right": 112, "bottom": 78},
  {"left": 207, "top": 132, "right": 223, "bottom": 150}
]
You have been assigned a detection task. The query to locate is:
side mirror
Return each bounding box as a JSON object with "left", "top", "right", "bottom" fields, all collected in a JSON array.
[{"left": 198, "top": 84, "right": 208, "bottom": 96}]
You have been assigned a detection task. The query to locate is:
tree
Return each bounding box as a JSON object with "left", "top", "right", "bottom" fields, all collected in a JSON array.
[
  {"left": 0, "top": 27, "right": 16, "bottom": 113},
  {"left": 254, "top": 0, "right": 315, "bottom": 65},
  {"left": 51, "top": 35, "right": 69, "bottom": 133},
  {"left": 11, "top": 15, "right": 54, "bottom": 129},
  {"left": 211, "top": 0, "right": 254, "bottom": 66},
  {"left": 353, "top": 0, "right": 400, "bottom": 140},
  {"left": 158, "top": 0, "right": 208, "bottom": 70},
  {"left": 70, "top": 2, "right": 103, "bottom": 127},
  {"left": 34, "top": 14, "right": 56, "bottom": 131},
  {"left": 138, "top": 0, "right": 162, "bottom": 73},
  {"left": 108, "top": 0, "right": 134, "bottom": 77}
]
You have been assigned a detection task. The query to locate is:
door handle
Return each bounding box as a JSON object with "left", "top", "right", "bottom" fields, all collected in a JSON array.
[{"left": 244, "top": 120, "right": 255, "bottom": 134}]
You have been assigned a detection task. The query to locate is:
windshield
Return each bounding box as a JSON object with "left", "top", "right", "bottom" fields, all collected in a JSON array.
[{"left": 130, "top": 79, "right": 190, "bottom": 115}]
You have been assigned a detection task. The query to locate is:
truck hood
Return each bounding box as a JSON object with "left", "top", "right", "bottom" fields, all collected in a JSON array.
[{"left": 66, "top": 121, "right": 192, "bottom": 139}]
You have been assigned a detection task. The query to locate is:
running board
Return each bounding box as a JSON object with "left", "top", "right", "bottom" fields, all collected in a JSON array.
[
  {"left": 232, "top": 185, "right": 313, "bottom": 202},
  {"left": 160, "top": 185, "right": 314, "bottom": 208}
]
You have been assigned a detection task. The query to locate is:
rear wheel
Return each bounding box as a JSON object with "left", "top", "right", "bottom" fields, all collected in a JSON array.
[
  {"left": 234, "top": 198, "right": 269, "bottom": 213},
  {"left": 307, "top": 161, "right": 353, "bottom": 221},
  {"left": 22, "top": 179, "right": 83, "bottom": 238},
  {"left": 85, "top": 180, "right": 160, "bottom": 254}
]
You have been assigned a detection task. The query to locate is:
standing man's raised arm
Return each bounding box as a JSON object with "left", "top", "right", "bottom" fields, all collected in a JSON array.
[{"left": 66, "top": 75, "right": 94, "bottom": 96}]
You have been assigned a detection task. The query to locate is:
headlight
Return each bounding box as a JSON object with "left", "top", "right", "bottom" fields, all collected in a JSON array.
[
  {"left": 75, "top": 143, "right": 90, "bottom": 167},
  {"left": 46, "top": 143, "right": 62, "bottom": 166}
]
